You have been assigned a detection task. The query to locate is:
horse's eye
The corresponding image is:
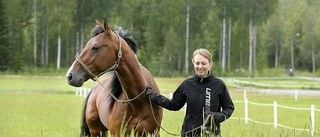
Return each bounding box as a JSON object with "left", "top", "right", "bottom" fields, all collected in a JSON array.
[{"left": 91, "top": 45, "right": 100, "bottom": 51}]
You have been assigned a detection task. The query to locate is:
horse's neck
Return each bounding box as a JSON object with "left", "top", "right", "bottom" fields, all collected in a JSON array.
[{"left": 116, "top": 49, "right": 147, "bottom": 98}]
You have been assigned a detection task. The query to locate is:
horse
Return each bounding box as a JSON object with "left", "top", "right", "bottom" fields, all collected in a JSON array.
[{"left": 66, "top": 19, "right": 163, "bottom": 137}]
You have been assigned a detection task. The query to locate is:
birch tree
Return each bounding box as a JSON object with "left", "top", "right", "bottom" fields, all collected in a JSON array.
[
  {"left": 247, "top": 0, "right": 278, "bottom": 75},
  {"left": 56, "top": 0, "right": 61, "bottom": 69},
  {"left": 184, "top": 0, "right": 190, "bottom": 74},
  {"left": 264, "top": 14, "right": 283, "bottom": 69},
  {"left": 45, "top": 10, "right": 49, "bottom": 66},
  {"left": 40, "top": 0, "right": 48, "bottom": 66},
  {"left": 214, "top": 0, "right": 240, "bottom": 73},
  {"left": 248, "top": 7, "right": 253, "bottom": 74},
  {"left": 221, "top": 7, "right": 226, "bottom": 73},
  {"left": 33, "top": 0, "right": 37, "bottom": 67}
]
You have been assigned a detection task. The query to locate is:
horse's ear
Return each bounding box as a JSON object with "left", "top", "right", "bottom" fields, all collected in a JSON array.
[
  {"left": 102, "top": 18, "right": 111, "bottom": 32},
  {"left": 95, "top": 19, "right": 102, "bottom": 26}
]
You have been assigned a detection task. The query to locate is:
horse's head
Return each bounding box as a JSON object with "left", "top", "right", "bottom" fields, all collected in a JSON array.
[{"left": 66, "top": 19, "right": 122, "bottom": 87}]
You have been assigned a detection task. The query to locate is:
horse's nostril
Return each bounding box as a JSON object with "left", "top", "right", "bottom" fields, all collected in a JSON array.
[{"left": 67, "top": 73, "right": 72, "bottom": 81}]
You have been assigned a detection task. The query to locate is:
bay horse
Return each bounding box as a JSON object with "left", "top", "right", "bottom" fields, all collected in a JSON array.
[{"left": 66, "top": 19, "right": 163, "bottom": 137}]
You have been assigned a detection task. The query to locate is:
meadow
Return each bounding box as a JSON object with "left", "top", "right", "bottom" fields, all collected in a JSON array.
[{"left": 0, "top": 75, "right": 319, "bottom": 137}]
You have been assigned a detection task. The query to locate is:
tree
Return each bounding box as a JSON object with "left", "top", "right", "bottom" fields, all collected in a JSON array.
[
  {"left": 0, "top": 0, "right": 9, "bottom": 71},
  {"left": 56, "top": 0, "right": 61, "bottom": 69},
  {"left": 185, "top": 0, "right": 190, "bottom": 75},
  {"left": 214, "top": 0, "right": 241, "bottom": 73},
  {"left": 33, "top": 0, "right": 37, "bottom": 67},
  {"left": 300, "top": 2, "right": 318, "bottom": 73},
  {"left": 243, "top": 0, "right": 278, "bottom": 75},
  {"left": 2, "top": 0, "right": 319, "bottom": 76},
  {"left": 263, "top": 14, "right": 283, "bottom": 68}
]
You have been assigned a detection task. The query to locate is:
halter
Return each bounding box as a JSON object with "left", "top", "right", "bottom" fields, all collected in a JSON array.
[{"left": 75, "top": 32, "right": 122, "bottom": 81}]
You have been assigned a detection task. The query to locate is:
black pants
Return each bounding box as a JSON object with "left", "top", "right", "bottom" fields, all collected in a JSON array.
[{"left": 181, "top": 129, "right": 201, "bottom": 137}]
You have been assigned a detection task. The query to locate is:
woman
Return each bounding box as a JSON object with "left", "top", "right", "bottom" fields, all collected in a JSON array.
[{"left": 147, "top": 48, "right": 234, "bottom": 137}]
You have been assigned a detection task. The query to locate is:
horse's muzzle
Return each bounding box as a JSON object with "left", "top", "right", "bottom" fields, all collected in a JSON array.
[{"left": 66, "top": 72, "right": 84, "bottom": 87}]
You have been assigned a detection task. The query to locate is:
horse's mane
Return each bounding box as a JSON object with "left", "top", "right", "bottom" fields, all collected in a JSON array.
[
  {"left": 109, "top": 71, "right": 122, "bottom": 107},
  {"left": 91, "top": 26, "right": 139, "bottom": 54},
  {"left": 115, "top": 27, "right": 139, "bottom": 54}
]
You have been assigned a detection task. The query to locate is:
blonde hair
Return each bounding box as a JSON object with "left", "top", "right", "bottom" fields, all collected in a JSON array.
[{"left": 192, "top": 48, "right": 213, "bottom": 65}]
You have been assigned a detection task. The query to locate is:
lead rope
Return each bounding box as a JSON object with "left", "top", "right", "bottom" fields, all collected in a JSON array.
[
  {"left": 148, "top": 97, "right": 208, "bottom": 136},
  {"left": 148, "top": 97, "right": 181, "bottom": 136},
  {"left": 96, "top": 79, "right": 148, "bottom": 104},
  {"left": 96, "top": 76, "right": 182, "bottom": 135},
  {"left": 97, "top": 78, "right": 204, "bottom": 136}
]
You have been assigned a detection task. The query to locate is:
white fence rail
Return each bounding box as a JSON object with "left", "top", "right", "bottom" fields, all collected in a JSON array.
[
  {"left": 232, "top": 98, "right": 320, "bottom": 137},
  {"left": 75, "top": 87, "right": 91, "bottom": 98}
]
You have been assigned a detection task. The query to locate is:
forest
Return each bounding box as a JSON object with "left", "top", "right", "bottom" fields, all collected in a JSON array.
[{"left": 0, "top": 0, "right": 319, "bottom": 77}]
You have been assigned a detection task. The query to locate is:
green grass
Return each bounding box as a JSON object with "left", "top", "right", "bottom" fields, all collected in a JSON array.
[
  {"left": 0, "top": 75, "right": 73, "bottom": 93},
  {"left": 233, "top": 77, "right": 320, "bottom": 90},
  {"left": 0, "top": 75, "right": 84, "bottom": 137},
  {"left": 0, "top": 94, "right": 83, "bottom": 137},
  {"left": 0, "top": 75, "right": 320, "bottom": 136}
]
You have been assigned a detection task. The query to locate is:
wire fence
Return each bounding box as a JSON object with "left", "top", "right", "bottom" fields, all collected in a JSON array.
[
  {"left": 232, "top": 98, "right": 320, "bottom": 137},
  {"left": 233, "top": 78, "right": 320, "bottom": 91}
]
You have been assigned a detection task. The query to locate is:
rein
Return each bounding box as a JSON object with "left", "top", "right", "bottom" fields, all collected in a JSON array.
[{"left": 75, "top": 32, "right": 122, "bottom": 81}]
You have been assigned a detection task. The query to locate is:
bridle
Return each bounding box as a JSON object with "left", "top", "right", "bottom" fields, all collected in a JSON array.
[
  {"left": 75, "top": 31, "right": 151, "bottom": 104},
  {"left": 75, "top": 32, "right": 122, "bottom": 81}
]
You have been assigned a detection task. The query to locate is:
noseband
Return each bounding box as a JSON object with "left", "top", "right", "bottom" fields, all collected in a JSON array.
[{"left": 75, "top": 32, "right": 122, "bottom": 81}]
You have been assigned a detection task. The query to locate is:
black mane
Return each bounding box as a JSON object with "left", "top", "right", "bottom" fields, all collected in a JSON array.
[
  {"left": 91, "top": 26, "right": 139, "bottom": 54},
  {"left": 115, "top": 27, "right": 139, "bottom": 54},
  {"left": 91, "top": 25, "right": 104, "bottom": 37}
]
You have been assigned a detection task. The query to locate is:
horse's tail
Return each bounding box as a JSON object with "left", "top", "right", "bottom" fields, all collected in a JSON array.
[{"left": 80, "top": 89, "right": 92, "bottom": 137}]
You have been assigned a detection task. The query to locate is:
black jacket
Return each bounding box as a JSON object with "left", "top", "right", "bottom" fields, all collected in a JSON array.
[{"left": 149, "top": 73, "right": 234, "bottom": 136}]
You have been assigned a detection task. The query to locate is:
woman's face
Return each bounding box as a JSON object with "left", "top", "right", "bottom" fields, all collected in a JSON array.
[{"left": 193, "top": 54, "right": 211, "bottom": 78}]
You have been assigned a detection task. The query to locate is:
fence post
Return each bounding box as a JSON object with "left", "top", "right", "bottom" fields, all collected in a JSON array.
[
  {"left": 243, "top": 89, "right": 247, "bottom": 99},
  {"left": 79, "top": 87, "right": 83, "bottom": 96},
  {"left": 311, "top": 105, "right": 315, "bottom": 137},
  {"left": 295, "top": 90, "right": 298, "bottom": 101},
  {"left": 245, "top": 98, "right": 248, "bottom": 124},
  {"left": 75, "top": 87, "right": 79, "bottom": 96},
  {"left": 269, "top": 84, "right": 272, "bottom": 90},
  {"left": 83, "top": 88, "right": 87, "bottom": 98},
  {"left": 274, "top": 101, "right": 277, "bottom": 129}
]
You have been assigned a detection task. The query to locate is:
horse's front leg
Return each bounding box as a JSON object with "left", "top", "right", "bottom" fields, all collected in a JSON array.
[
  {"left": 86, "top": 108, "right": 108, "bottom": 137},
  {"left": 86, "top": 90, "right": 108, "bottom": 137},
  {"left": 89, "top": 130, "right": 107, "bottom": 137}
]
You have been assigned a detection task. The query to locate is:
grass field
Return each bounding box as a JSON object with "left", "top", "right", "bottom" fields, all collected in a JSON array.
[
  {"left": 0, "top": 75, "right": 319, "bottom": 136},
  {"left": 233, "top": 77, "right": 320, "bottom": 90}
]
